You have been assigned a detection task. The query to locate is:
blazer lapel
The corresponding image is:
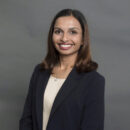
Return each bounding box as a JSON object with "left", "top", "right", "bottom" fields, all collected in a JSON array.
[
  {"left": 36, "top": 66, "right": 82, "bottom": 130},
  {"left": 47, "top": 67, "right": 81, "bottom": 125}
]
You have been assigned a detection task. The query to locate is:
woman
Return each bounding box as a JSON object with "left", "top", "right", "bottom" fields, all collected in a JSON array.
[{"left": 19, "top": 9, "right": 105, "bottom": 130}]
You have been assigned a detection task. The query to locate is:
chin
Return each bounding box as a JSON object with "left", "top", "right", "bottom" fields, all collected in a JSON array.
[{"left": 58, "top": 51, "right": 78, "bottom": 57}]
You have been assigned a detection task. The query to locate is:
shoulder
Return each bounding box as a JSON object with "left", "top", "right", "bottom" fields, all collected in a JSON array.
[
  {"left": 32, "top": 63, "right": 44, "bottom": 73},
  {"left": 31, "top": 63, "right": 50, "bottom": 78},
  {"left": 83, "top": 70, "right": 105, "bottom": 82},
  {"left": 81, "top": 70, "right": 105, "bottom": 100},
  {"left": 30, "top": 63, "right": 43, "bottom": 78},
  {"left": 81, "top": 70, "right": 105, "bottom": 92}
]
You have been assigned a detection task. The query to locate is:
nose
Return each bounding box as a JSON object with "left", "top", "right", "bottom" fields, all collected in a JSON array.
[{"left": 61, "top": 33, "right": 69, "bottom": 42}]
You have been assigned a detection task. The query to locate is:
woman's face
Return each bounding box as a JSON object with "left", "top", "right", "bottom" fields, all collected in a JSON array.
[{"left": 52, "top": 16, "right": 83, "bottom": 57}]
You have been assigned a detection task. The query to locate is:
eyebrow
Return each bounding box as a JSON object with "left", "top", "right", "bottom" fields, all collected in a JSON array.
[{"left": 54, "top": 26, "right": 81, "bottom": 30}]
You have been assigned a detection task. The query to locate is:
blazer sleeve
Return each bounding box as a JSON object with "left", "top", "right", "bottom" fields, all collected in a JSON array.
[
  {"left": 19, "top": 64, "right": 39, "bottom": 130},
  {"left": 80, "top": 75, "right": 105, "bottom": 130}
]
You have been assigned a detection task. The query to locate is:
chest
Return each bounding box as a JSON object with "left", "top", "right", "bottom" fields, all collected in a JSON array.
[{"left": 51, "top": 67, "right": 73, "bottom": 79}]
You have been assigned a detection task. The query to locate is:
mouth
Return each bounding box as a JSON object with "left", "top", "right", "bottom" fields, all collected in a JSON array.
[{"left": 58, "top": 43, "right": 74, "bottom": 50}]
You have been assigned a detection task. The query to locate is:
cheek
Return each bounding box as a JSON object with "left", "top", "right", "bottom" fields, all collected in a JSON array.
[
  {"left": 52, "top": 34, "right": 60, "bottom": 43},
  {"left": 73, "top": 36, "right": 82, "bottom": 45}
]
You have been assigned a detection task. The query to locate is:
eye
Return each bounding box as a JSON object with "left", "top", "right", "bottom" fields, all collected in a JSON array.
[
  {"left": 70, "top": 31, "right": 77, "bottom": 34},
  {"left": 54, "top": 29, "right": 61, "bottom": 34}
]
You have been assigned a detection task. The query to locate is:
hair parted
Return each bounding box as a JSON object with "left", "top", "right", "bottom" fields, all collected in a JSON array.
[{"left": 39, "top": 8, "right": 98, "bottom": 73}]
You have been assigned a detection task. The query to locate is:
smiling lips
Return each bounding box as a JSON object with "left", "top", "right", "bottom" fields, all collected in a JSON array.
[{"left": 58, "top": 43, "right": 74, "bottom": 50}]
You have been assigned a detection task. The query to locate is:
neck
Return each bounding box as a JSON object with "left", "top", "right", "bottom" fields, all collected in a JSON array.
[{"left": 58, "top": 54, "right": 77, "bottom": 70}]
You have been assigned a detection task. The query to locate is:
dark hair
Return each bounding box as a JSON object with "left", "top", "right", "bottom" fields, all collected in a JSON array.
[{"left": 40, "top": 8, "right": 98, "bottom": 73}]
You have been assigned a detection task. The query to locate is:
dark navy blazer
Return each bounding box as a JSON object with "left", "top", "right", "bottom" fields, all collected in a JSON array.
[{"left": 19, "top": 64, "right": 105, "bottom": 130}]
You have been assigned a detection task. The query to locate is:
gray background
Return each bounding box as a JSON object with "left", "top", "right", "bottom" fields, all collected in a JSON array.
[{"left": 0, "top": 0, "right": 130, "bottom": 130}]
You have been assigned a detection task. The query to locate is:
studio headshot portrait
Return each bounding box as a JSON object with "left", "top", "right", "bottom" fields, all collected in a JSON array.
[
  {"left": 19, "top": 8, "right": 105, "bottom": 130},
  {"left": 0, "top": 1, "right": 129, "bottom": 130}
]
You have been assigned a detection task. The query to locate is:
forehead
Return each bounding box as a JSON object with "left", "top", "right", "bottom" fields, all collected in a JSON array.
[{"left": 54, "top": 16, "right": 82, "bottom": 29}]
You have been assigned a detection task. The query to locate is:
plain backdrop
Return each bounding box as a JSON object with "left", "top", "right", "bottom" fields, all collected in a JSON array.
[{"left": 0, "top": 0, "right": 130, "bottom": 130}]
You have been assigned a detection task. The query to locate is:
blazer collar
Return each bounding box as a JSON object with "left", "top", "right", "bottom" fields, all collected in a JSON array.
[{"left": 36, "top": 66, "right": 82, "bottom": 130}]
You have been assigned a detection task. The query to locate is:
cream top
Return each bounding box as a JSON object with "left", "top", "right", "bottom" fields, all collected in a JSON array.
[{"left": 42, "top": 75, "right": 66, "bottom": 130}]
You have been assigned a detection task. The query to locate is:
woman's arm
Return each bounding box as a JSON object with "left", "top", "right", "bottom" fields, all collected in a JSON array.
[
  {"left": 19, "top": 64, "right": 39, "bottom": 130},
  {"left": 80, "top": 75, "right": 105, "bottom": 130}
]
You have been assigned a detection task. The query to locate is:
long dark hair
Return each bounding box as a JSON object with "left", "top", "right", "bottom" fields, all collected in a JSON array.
[{"left": 40, "top": 8, "right": 98, "bottom": 73}]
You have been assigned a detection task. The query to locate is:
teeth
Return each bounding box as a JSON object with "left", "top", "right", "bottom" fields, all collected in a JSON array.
[{"left": 60, "top": 44, "right": 72, "bottom": 47}]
